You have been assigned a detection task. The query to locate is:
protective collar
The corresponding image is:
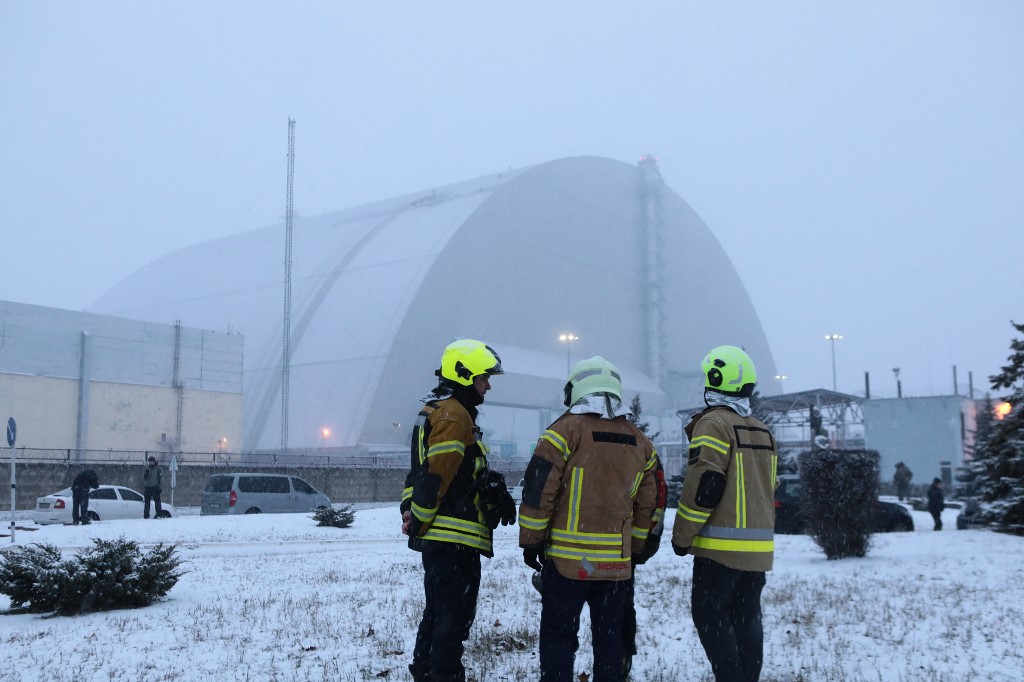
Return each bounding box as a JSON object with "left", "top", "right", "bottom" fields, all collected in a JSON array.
[
  {"left": 421, "top": 381, "right": 482, "bottom": 419},
  {"left": 704, "top": 389, "right": 752, "bottom": 417},
  {"left": 568, "top": 393, "right": 631, "bottom": 420}
]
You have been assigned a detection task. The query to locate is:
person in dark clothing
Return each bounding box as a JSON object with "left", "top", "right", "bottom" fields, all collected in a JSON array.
[
  {"left": 894, "top": 462, "right": 913, "bottom": 501},
  {"left": 71, "top": 469, "right": 99, "bottom": 525},
  {"left": 142, "top": 456, "right": 164, "bottom": 518},
  {"left": 927, "top": 478, "right": 945, "bottom": 531}
]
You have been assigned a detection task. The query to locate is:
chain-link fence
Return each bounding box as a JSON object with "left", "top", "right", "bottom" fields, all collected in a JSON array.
[{"left": 3, "top": 447, "right": 409, "bottom": 469}]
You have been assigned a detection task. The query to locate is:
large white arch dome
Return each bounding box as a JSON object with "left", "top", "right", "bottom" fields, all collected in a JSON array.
[{"left": 91, "top": 156, "right": 775, "bottom": 452}]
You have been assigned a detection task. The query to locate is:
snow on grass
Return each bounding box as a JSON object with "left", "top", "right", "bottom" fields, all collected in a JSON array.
[{"left": 1, "top": 504, "right": 1020, "bottom": 681}]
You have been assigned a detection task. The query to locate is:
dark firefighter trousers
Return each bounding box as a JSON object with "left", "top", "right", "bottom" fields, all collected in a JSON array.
[
  {"left": 539, "top": 561, "right": 628, "bottom": 682},
  {"left": 143, "top": 487, "right": 162, "bottom": 518},
  {"left": 411, "top": 543, "right": 481, "bottom": 680},
  {"left": 71, "top": 488, "right": 90, "bottom": 524},
  {"left": 691, "top": 556, "right": 766, "bottom": 682}
]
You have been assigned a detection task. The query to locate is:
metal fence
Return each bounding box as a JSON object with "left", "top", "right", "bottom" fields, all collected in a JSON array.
[
  {"left": 4, "top": 447, "right": 411, "bottom": 469},
  {"left": 8, "top": 444, "right": 532, "bottom": 471}
]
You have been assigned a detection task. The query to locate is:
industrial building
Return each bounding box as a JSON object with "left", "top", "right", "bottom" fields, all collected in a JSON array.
[
  {"left": 0, "top": 300, "right": 243, "bottom": 455},
  {"left": 88, "top": 155, "right": 778, "bottom": 454},
  {"left": 863, "top": 395, "right": 977, "bottom": 486}
]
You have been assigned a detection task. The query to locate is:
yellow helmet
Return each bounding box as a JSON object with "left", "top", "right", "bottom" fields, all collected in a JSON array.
[
  {"left": 438, "top": 339, "right": 504, "bottom": 386},
  {"left": 564, "top": 356, "right": 622, "bottom": 406},
  {"left": 702, "top": 345, "right": 757, "bottom": 397}
]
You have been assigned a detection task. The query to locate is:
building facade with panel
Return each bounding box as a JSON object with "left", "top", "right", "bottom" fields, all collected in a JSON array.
[{"left": 0, "top": 300, "right": 243, "bottom": 455}]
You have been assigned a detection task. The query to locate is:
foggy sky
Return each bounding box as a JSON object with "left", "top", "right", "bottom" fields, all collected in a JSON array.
[{"left": 2, "top": 1, "right": 1022, "bottom": 401}]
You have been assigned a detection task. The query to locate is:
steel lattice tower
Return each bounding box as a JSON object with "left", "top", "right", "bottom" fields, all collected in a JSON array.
[{"left": 281, "top": 118, "right": 295, "bottom": 450}]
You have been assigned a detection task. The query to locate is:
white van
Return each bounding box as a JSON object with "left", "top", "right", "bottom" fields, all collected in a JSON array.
[
  {"left": 200, "top": 473, "right": 331, "bottom": 515},
  {"left": 510, "top": 478, "right": 526, "bottom": 504}
]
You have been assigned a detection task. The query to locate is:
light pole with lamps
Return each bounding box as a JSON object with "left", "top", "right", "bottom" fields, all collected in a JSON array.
[
  {"left": 321, "top": 427, "right": 330, "bottom": 448},
  {"left": 774, "top": 374, "right": 788, "bottom": 394},
  {"left": 824, "top": 334, "right": 843, "bottom": 391},
  {"left": 558, "top": 333, "right": 579, "bottom": 376}
]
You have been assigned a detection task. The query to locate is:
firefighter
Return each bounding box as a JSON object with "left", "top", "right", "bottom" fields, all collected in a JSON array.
[
  {"left": 400, "top": 339, "right": 516, "bottom": 682},
  {"left": 672, "top": 345, "right": 778, "bottom": 682},
  {"left": 519, "top": 356, "right": 658, "bottom": 682}
]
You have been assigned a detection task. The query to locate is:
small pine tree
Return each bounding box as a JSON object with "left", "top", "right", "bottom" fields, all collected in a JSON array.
[
  {"left": 312, "top": 504, "right": 356, "bottom": 528},
  {"left": 627, "top": 393, "right": 660, "bottom": 439},
  {"left": 976, "top": 321, "right": 1024, "bottom": 534},
  {"left": 622, "top": 391, "right": 663, "bottom": 438},
  {"left": 975, "top": 393, "right": 998, "bottom": 455},
  {"left": 957, "top": 393, "right": 997, "bottom": 495}
]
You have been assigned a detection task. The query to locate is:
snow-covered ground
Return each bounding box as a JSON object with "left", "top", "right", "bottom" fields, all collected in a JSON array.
[{"left": 1, "top": 503, "right": 1020, "bottom": 682}]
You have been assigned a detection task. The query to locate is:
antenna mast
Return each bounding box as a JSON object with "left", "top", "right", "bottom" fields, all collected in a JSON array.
[{"left": 281, "top": 118, "right": 295, "bottom": 450}]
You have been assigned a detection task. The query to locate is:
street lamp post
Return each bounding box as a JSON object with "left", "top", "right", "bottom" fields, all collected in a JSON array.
[
  {"left": 824, "top": 334, "right": 843, "bottom": 392},
  {"left": 321, "top": 427, "right": 330, "bottom": 448},
  {"left": 558, "top": 333, "right": 579, "bottom": 376},
  {"left": 774, "top": 374, "right": 788, "bottom": 394}
]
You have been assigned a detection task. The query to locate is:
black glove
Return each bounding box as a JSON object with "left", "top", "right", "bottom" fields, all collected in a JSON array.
[
  {"left": 672, "top": 543, "right": 690, "bottom": 557},
  {"left": 632, "top": 529, "right": 662, "bottom": 565},
  {"left": 471, "top": 468, "right": 508, "bottom": 500},
  {"left": 497, "top": 490, "right": 516, "bottom": 526},
  {"left": 523, "top": 545, "right": 545, "bottom": 571}
]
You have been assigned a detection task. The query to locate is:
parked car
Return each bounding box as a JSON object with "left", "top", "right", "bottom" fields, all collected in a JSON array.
[
  {"left": 774, "top": 474, "right": 914, "bottom": 534},
  {"left": 200, "top": 473, "right": 331, "bottom": 515},
  {"left": 956, "top": 498, "right": 983, "bottom": 529},
  {"left": 509, "top": 478, "right": 525, "bottom": 504},
  {"left": 33, "top": 485, "right": 175, "bottom": 525}
]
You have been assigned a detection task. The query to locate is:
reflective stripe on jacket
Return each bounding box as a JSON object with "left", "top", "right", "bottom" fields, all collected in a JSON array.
[
  {"left": 672, "top": 406, "right": 778, "bottom": 572},
  {"left": 402, "top": 397, "right": 494, "bottom": 557},
  {"left": 519, "top": 411, "right": 658, "bottom": 581}
]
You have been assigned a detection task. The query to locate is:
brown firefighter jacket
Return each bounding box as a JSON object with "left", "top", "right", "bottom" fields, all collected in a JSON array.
[
  {"left": 672, "top": 405, "right": 778, "bottom": 572},
  {"left": 519, "top": 411, "right": 659, "bottom": 581},
  {"left": 401, "top": 396, "right": 495, "bottom": 557}
]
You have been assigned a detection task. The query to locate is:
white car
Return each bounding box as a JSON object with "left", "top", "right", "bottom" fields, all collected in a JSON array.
[{"left": 33, "top": 484, "right": 175, "bottom": 525}]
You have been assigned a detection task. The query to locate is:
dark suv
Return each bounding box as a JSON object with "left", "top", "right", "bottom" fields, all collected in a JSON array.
[{"left": 774, "top": 474, "right": 914, "bottom": 534}]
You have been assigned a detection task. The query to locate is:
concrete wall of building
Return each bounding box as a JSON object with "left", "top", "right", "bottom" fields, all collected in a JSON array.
[
  {"left": 1, "top": 299, "right": 243, "bottom": 453},
  {"left": 1, "top": 375, "right": 242, "bottom": 454},
  {"left": 863, "top": 395, "right": 976, "bottom": 487},
  {"left": 85, "top": 382, "right": 242, "bottom": 452},
  {"left": 0, "top": 373, "right": 79, "bottom": 448}
]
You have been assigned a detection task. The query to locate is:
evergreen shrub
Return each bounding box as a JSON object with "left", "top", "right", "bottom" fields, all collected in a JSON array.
[
  {"left": 312, "top": 504, "right": 356, "bottom": 528},
  {"left": 0, "top": 538, "right": 183, "bottom": 615},
  {"left": 798, "top": 448, "right": 881, "bottom": 559}
]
